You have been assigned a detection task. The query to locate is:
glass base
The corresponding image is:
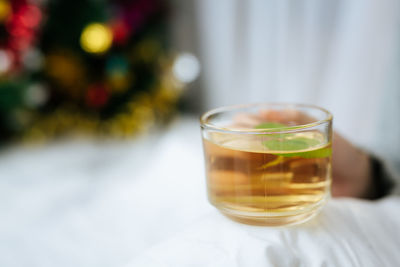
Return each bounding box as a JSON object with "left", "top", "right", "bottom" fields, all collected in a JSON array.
[{"left": 216, "top": 200, "right": 326, "bottom": 227}]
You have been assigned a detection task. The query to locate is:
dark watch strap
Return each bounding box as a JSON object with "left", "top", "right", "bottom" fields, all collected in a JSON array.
[{"left": 369, "top": 155, "right": 395, "bottom": 199}]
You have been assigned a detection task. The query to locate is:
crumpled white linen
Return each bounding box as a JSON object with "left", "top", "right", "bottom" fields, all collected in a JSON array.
[
  {"left": 1, "top": 116, "right": 399, "bottom": 267},
  {"left": 129, "top": 197, "right": 400, "bottom": 267}
]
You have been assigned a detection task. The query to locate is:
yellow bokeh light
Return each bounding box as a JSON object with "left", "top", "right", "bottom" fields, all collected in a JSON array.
[
  {"left": 80, "top": 23, "right": 113, "bottom": 54},
  {"left": 0, "top": 0, "right": 11, "bottom": 22}
]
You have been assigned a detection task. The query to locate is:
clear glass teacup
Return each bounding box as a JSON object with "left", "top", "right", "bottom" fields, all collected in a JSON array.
[{"left": 200, "top": 103, "right": 333, "bottom": 226}]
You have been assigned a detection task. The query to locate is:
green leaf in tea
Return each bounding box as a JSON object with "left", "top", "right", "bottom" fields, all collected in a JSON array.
[
  {"left": 263, "top": 137, "right": 331, "bottom": 158},
  {"left": 263, "top": 137, "right": 320, "bottom": 151},
  {"left": 254, "top": 122, "right": 293, "bottom": 138},
  {"left": 254, "top": 122, "right": 287, "bottom": 130},
  {"left": 255, "top": 122, "right": 331, "bottom": 159}
]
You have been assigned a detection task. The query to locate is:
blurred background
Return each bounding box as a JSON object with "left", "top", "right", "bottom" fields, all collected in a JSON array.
[
  {"left": 1, "top": 0, "right": 399, "bottom": 266},
  {"left": 0, "top": 0, "right": 199, "bottom": 143}
]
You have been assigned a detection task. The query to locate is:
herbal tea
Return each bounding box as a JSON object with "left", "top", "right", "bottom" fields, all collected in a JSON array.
[{"left": 203, "top": 130, "right": 331, "bottom": 225}]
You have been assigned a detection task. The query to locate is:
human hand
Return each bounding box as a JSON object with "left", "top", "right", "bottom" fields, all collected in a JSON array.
[{"left": 331, "top": 132, "right": 373, "bottom": 198}]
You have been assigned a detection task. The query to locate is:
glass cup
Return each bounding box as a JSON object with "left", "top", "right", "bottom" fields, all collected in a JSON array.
[{"left": 200, "top": 103, "right": 333, "bottom": 226}]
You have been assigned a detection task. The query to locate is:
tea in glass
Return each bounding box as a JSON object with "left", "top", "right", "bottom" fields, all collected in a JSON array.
[{"left": 200, "top": 103, "right": 332, "bottom": 226}]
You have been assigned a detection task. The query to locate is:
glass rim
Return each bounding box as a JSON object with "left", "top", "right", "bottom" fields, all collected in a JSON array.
[{"left": 200, "top": 102, "right": 333, "bottom": 134}]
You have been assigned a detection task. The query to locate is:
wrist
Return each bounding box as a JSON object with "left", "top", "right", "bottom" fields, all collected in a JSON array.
[{"left": 365, "top": 155, "right": 394, "bottom": 199}]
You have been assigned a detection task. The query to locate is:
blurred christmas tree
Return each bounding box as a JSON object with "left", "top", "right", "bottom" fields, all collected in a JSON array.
[{"left": 0, "top": 0, "right": 194, "bottom": 143}]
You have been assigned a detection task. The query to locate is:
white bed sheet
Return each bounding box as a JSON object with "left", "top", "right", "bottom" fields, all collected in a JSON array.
[
  {"left": 130, "top": 197, "right": 400, "bottom": 267},
  {"left": 0, "top": 116, "right": 399, "bottom": 267}
]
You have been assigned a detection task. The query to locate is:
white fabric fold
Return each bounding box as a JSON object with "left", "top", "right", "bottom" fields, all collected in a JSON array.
[{"left": 129, "top": 197, "right": 400, "bottom": 267}]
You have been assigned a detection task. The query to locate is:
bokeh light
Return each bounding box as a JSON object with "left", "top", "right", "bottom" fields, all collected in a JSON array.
[
  {"left": 80, "top": 23, "right": 113, "bottom": 54},
  {"left": 0, "top": 0, "right": 11, "bottom": 22},
  {"left": 0, "top": 49, "right": 13, "bottom": 73},
  {"left": 172, "top": 53, "right": 200, "bottom": 83},
  {"left": 19, "top": 5, "right": 42, "bottom": 28},
  {"left": 24, "top": 83, "right": 48, "bottom": 108}
]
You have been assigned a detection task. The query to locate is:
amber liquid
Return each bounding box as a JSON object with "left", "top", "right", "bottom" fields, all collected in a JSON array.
[{"left": 203, "top": 132, "right": 331, "bottom": 226}]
